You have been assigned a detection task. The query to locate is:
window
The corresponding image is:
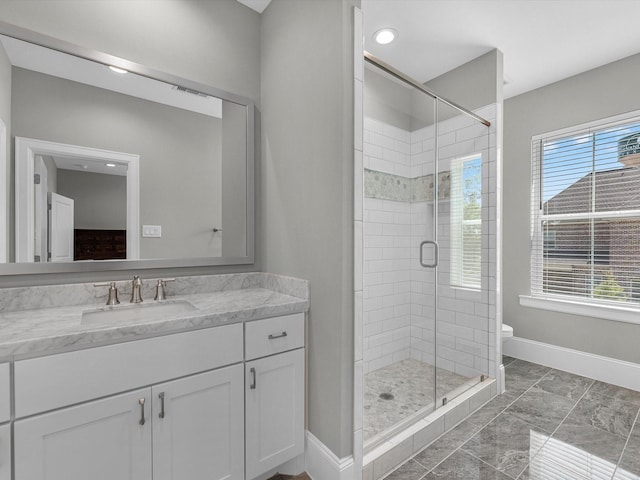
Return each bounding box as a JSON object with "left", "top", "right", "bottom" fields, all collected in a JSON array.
[
  {"left": 451, "top": 154, "right": 482, "bottom": 289},
  {"left": 531, "top": 114, "right": 640, "bottom": 308}
]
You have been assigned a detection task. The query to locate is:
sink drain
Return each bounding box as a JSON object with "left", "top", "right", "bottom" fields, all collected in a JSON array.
[{"left": 379, "top": 392, "right": 394, "bottom": 400}]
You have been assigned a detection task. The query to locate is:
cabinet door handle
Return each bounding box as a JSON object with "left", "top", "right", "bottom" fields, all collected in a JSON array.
[
  {"left": 268, "top": 331, "right": 288, "bottom": 340},
  {"left": 250, "top": 367, "right": 256, "bottom": 389},
  {"left": 138, "top": 398, "right": 146, "bottom": 425},
  {"left": 159, "top": 392, "right": 165, "bottom": 419}
]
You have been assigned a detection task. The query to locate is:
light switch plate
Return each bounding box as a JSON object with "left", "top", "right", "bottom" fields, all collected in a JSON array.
[{"left": 142, "top": 225, "right": 162, "bottom": 238}]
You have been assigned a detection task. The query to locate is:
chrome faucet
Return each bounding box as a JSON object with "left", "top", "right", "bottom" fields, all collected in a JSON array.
[
  {"left": 130, "top": 275, "right": 143, "bottom": 303},
  {"left": 94, "top": 281, "right": 120, "bottom": 306}
]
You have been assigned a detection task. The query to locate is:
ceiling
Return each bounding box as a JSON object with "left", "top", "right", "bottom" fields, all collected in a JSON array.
[{"left": 362, "top": 0, "right": 640, "bottom": 99}]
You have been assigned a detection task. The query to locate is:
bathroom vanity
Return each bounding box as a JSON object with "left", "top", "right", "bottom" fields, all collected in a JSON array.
[{"left": 0, "top": 273, "right": 308, "bottom": 480}]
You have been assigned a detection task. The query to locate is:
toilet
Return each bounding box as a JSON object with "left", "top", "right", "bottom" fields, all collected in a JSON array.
[{"left": 501, "top": 323, "right": 513, "bottom": 341}]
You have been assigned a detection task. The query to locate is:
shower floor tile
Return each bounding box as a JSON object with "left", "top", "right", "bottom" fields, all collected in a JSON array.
[{"left": 364, "top": 358, "right": 473, "bottom": 441}]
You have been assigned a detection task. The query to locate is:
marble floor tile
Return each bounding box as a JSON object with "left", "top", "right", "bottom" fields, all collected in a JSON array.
[
  {"left": 424, "top": 450, "right": 512, "bottom": 480},
  {"left": 552, "top": 423, "right": 627, "bottom": 467},
  {"left": 589, "top": 381, "right": 640, "bottom": 408},
  {"left": 384, "top": 459, "right": 428, "bottom": 480},
  {"left": 374, "top": 359, "right": 640, "bottom": 480},
  {"left": 461, "top": 413, "right": 549, "bottom": 479},
  {"left": 505, "top": 387, "right": 577, "bottom": 433},
  {"left": 467, "top": 393, "right": 518, "bottom": 428},
  {"left": 502, "top": 356, "right": 517, "bottom": 367},
  {"left": 508, "top": 359, "right": 551, "bottom": 378},
  {"left": 517, "top": 458, "right": 606, "bottom": 480},
  {"left": 413, "top": 420, "right": 481, "bottom": 471},
  {"left": 522, "top": 430, "right": 617, "bottom": 480},
  {"left": 616, "top": 421, "right": 640, "bottom": 477},
  {"left": 504, "top": 361, "right": 550, "bottom": 397},
  {"left": 534, "top": 369, "right": 594, "bottom": 401},
  {"left": 364, "top": 359, "right": 472, "bottom": 440},
  {"left": 564, "top": 389, "right": 639, "bottom": 438}
]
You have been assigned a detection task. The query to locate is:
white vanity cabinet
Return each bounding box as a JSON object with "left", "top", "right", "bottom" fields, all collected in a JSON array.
[
  {"left": 245, "top": 314, "right": 305, "bottom": 480},
  {"left": 0, "top": 364, "right": 11, "bottom": 480},
  {"left": 14, "top": 365, "right": 245, "bottom": 480},
  {"left": 13, "top": 324, "right": 245, "bottom": 480},
  {"left": 152, "top": 364, "right": 244, "bottom": 480},
  {"left": 15, "top": 388, "right": 153, "bottom": 480},
  {"left": 9, "top": 311, "right": 305, "bottom": 480}
]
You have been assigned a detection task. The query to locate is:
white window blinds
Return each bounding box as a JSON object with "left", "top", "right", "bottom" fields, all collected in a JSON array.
[
  {"left": 451, "top": 154, "right": 482, "bottom": 289},
  {"left": 531, "top": 114, "right": 640, "bottom": 307}
]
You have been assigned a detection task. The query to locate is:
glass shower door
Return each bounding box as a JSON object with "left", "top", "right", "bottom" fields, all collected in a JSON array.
[
  {"left": 362, "top": 60, "right": 491, "bottom": 450},
  {"left": 429, "top": 99, "right": 490, "bottom": 408}
]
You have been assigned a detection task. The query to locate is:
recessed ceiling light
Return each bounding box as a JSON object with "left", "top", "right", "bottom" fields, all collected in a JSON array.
[
  {"left": 108, "top": 66, "right": 128, "bottom": 74},
  {"left": 374, "top": 28, "right": 397, "bottom": 45},
  {"left": 106, "top": 163, "right": 117, "bottom": 167}
]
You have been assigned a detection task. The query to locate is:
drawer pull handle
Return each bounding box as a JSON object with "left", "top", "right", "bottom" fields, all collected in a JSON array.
[
  {"left": 138, "top": 398, "right": 146, "bottom": 425},
  {"left": 159, "top": 392, "right": 165, "bottom": 419},
  {"left": 250, "top": 367, "right": 257, "bottom": 389},
  {"left": 268, "top": 331, "right": 288, "bottom": 340}
]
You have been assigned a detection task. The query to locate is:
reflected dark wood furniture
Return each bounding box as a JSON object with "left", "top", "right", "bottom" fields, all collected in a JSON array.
[{"left": 74, "top": 229, "right": 126, "bottom": 261}]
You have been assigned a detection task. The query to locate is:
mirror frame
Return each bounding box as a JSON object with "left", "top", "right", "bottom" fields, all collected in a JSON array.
[{"left": 0, "top": 21, "right": 255, "bottom": 275}]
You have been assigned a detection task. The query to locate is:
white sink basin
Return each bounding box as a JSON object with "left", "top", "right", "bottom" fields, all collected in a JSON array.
[{"left": 82, "top": 300, "right": 198, "bottom": 325}]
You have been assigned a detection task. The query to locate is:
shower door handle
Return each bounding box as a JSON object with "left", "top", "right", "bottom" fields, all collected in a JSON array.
[{"left": 420, "top": 240, "right": 439, "bottom": 268}]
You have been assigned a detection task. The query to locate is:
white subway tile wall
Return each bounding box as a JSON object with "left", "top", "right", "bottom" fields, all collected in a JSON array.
[{"left": 363, "top": 105, "right": 497, "bottom": 379}]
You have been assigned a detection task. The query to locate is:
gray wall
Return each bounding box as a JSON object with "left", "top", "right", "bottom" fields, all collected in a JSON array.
[
  {"left": 0, "top": 0, "right": 260, "bottom": 102},
  {"left": 57, "top": 170, "right": 127, "bottom": 230},
  {"left": 12, "top": 67, "right": 223, "bottom": 260},
  {"left": 504, "top": 52, "right": 640, "bottom": 363},
  {"left": 364, "top": 66, "right": 413, "bottom": 130},
  {"left": 0, "top": 40, "right": 10, "bottom": 261},
  {"left": 364, "top": 49, "right": 501, "bottom": 135},
  {"left": 221, "top": 101, "right": 248, "bottom": 258},
  {"left": 426, "top": 49, "right": 502, "bottom": 114},
  {"left": 260, "top": 0, "right": 357, "bottom": 458}
]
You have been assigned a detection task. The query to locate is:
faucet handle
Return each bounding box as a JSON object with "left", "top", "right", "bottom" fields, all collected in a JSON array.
[
  {"left": 94, "top": 282, "right": 120, "bottom": 306},
  {"left": 154, "top": 278, "right": 175, "bottom": 301}
]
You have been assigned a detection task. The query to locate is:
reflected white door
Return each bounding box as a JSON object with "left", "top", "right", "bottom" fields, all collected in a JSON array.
[
  {"left": 48, "top": 192, "right": 74, "bottom": 262},
  {"left": 34, "top": 156, "right": 49, "bottom": 262}
]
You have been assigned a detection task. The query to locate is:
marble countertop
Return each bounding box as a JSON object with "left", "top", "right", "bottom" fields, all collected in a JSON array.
[{"left": 0, "top": 286, "right": 308, "bottom": 359}]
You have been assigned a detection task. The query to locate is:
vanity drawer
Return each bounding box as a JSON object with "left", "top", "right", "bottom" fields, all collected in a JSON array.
[
  {"left": 15, "top": 323, "right": 243, "bottom": 418},
  {"left": 0, "top": 364, "right": 9, "bottom": 423},
  {"left": 245, "top": 313, "right": 304, "bottom": 360}
]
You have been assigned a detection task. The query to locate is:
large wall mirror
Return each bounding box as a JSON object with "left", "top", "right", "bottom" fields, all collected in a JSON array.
[{"left": 0, "top": 23, "right": 254, "bottom": 275}]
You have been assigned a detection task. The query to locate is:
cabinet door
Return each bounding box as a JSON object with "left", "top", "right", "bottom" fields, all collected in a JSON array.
[
  {"left": 245, "top": 348, "right": 305, "bottom": 480},
  {"left": 14, "top": 389, "right": 152, "bottom": 480},
  {"left": 0, "top": 424, "right": 10, "bottom": 480},
  {"left": 152, "top": 364, "right": 244, "bottom": 480}
]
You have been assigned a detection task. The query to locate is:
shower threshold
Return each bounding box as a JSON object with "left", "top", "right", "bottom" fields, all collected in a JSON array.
[{"left": 362, "top": 376, "right": 496, "bottom": 480}]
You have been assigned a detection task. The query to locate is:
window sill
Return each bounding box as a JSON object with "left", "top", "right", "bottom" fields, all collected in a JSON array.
[{"left": 519, "top": 295, "right": 640, "bottom": 325}]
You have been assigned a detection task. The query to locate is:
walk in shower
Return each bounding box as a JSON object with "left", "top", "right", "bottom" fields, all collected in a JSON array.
[{"left": 362, "top": 54, "right": 497, "bottom": 448}]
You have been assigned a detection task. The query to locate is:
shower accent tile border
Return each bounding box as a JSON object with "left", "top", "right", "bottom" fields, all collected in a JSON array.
[{"left": 363, "top": 169, "right": 452, "bottom": 202}]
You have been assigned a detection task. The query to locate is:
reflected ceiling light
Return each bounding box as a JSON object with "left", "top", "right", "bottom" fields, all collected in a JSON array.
[
  {"left": 374, "top": 28, "right": 397, "bottom": 45},
  {"left": 108, "top": 65, "right": 128, "bottom": 74}
]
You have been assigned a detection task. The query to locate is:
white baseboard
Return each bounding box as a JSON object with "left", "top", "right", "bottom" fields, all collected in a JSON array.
[
  {"left": 305, "top": 431, "right": 355, "bottom": 480},
  {"left": 504, "top": 336, "right": 640, "bottom": 392}
]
